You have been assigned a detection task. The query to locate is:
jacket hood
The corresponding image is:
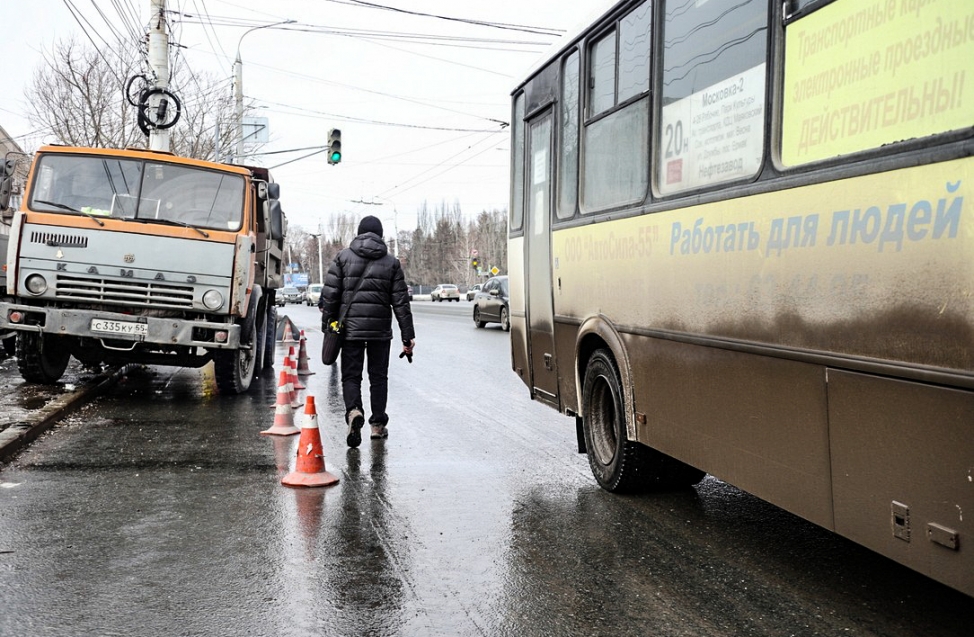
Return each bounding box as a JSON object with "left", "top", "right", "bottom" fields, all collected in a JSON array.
[{"left": 350, "top": 232, "right": 389, "bottom": 260}]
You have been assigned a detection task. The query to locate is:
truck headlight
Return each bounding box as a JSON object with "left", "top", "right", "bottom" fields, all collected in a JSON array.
[
  {"left": 25, "top": 274, "right": 48, "bottom": 295},
  {"left": 202, "top": 289, "right": 224, "bottom": 310}
]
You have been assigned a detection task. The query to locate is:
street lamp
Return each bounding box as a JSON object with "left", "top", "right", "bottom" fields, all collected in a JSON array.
[{"left": 233, "top": 19, "right": 295, "bottom": 162}]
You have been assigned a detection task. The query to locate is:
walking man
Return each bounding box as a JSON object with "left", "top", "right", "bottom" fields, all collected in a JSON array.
[{"left": 319, "top": 215, "right": 415, "bottom": 447}]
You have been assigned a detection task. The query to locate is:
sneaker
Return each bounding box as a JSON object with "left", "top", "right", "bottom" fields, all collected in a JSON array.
[
  {"left": 346, "top": 408, "right": 365, "bottom": 448},
  {"left": 370, "top": 424, "right": 388, "bottom": 439}
]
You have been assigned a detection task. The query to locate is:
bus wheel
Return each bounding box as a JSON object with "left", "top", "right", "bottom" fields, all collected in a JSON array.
[
  {"left": 214, "top": 320, "right": 257, "bottom": 394},
  {"left": 581, "top": 349, "right": 704, "bottom": 492},
  {"left": 17, "top": 332, "right": 71, "bottom": 384}
]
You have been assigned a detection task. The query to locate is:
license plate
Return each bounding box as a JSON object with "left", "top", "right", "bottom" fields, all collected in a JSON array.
[{"left": 90, "top": 318, "right": 148, "bottom": 336}]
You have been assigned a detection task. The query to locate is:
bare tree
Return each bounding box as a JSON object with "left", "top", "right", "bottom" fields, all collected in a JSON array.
[{"left": 26, "top": 37, "right": 243, "bottom": 161}]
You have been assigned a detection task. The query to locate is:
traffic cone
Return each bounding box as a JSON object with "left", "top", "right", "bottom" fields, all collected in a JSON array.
[
  {"left": 296, "top": 330, "right": 315, "bottom": 376},
  {"left": 282, "top": 396, "right": 340, "bottom": 488},
  {"left": 281, "top": 320, "right": 298, "bottom": 343},
  {"left": 282, "top": 354, "right": 301, "bottom": 408},
  {"left": 261, "top": 370, "right": 300, "bottom": 436},
  {"left": 288, "top": 346, "right": 306, "bottom": 390}
]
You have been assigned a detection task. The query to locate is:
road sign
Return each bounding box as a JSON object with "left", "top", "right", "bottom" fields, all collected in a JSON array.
[{"left": 490, "top": 266, "right": 499, "bottom": 275}]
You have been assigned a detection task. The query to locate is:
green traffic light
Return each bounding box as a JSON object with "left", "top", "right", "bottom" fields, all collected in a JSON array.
[{"left": 330, "top": 151, "right": 341, "bottom": 162}]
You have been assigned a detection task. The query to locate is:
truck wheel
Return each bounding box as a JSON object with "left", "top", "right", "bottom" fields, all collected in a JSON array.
[
  {"left": 581, "top": 349, "right": 704, "bottom": 492},
  {"left": 17, "top": 332, "right": 71, "bottom": 384},
  {"left": 214, "top": 320, "right": 257, "bottom": 394}
]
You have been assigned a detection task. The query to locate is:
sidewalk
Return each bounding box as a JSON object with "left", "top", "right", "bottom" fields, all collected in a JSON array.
[{"left": 0, "top": 355, "right": 126, "bottom": 463}]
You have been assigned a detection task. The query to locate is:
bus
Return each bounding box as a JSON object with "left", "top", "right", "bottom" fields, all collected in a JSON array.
[{"left": 508, "top": 0, "right": 973, "bottom": 596}]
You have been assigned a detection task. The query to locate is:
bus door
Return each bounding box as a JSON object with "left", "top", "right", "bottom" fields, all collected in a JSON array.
[{"left": 525, "top": 110, "right": 559, "bottom": 407}]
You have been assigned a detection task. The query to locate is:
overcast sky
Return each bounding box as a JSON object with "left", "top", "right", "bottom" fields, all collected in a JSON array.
[{"left": 0, "top": 0, "right": 614, "bottom": 235}]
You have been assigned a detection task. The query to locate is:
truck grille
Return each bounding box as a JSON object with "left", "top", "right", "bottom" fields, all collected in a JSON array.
[
  {"left": 31, "top": 231, "right": 89, "bottom": 248},
  {"left": 55, "top": 274, "right": 195, "bottom": 308}
]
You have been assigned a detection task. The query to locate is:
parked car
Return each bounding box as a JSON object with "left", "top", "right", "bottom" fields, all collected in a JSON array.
[
  {"left": 431, "top": 284, "right": 460, "bottom": 302},
  {"left": 306, "top": 284, "right": 323, "bottom": 306},
  {"left": 472, "top": 276, "right": 510, "bottom": 331},
  {"left": 465, "top": 284, "right": 482, "bottom": 301},
  {"left": 279, "top": 286, "right": 303, "bottom": 305}
]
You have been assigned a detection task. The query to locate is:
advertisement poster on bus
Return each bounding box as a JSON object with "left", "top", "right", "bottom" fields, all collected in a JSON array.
[{"left": 781, "top": 0, "right": 973, "bottom": 165}]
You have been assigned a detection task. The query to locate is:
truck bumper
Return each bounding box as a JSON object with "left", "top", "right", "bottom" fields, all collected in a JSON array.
[{"left": 0, "top": 303, "right": 241, "bottom": 349}]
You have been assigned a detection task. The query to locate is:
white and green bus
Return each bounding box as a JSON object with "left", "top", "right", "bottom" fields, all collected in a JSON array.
[{"left": 509, "top": 0, "right": 973, "bottom": 596}]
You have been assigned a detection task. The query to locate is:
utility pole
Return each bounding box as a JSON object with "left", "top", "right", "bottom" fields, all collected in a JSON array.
[
  {"left": 317, "top": 220, "right": 325, "bottom": 285},
  {"left": 147, "top": 0, "right": 170, "bottom": 152}
]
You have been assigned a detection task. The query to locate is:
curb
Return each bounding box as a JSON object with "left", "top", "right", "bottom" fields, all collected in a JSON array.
[{"left": 0, "top": 364, "right": 134, "bottom": 464}]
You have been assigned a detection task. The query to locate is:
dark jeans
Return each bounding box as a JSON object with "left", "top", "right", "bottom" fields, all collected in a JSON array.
[{"left": 339, "top": 339, "right": 391, "bottom": 425}]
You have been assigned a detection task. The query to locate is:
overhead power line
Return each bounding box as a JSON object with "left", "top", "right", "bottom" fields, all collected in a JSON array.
[
  {"left": 255, "top": 99, "right": 506, "bottom": 133},
  {"left": 325, "top": 0, "right": 566, "bottom": 37},
  {"left": 172, "top": 14, "right": 555, "bottom": 50}
]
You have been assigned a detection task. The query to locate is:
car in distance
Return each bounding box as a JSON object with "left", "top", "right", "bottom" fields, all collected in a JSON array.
[
  {"left": 472, "top": 276, "right": 510, "bottom": 331},
  {"left": 306, "top": 283, "right": 323, "bottom": 306},
  {"left": 465, "top": 284, "right": 482, "bottom": 301},
  {"left": 431, "top": 284, "right": 460, "bottom": 302},
  {"left": 279, "top": 286, "right": 303, "bottom": 305}
]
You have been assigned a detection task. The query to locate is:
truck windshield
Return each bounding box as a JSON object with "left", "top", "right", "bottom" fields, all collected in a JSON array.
[{"left": 28, "top": 154, "right": 245, "bottom": 231}]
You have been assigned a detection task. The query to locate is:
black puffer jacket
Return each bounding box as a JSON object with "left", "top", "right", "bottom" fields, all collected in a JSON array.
[{"left": 319, "top": 232, "right": 415, "bottom": 342}]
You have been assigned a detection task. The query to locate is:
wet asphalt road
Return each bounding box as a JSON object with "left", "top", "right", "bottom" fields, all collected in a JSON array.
[{"left": 1, "top": 300, "right": 973, "bottom": 636}]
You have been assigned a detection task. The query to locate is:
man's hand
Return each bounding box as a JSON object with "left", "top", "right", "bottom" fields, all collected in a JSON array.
[{"left": 399, "top": 339, "right": 415, "bottom": 363}]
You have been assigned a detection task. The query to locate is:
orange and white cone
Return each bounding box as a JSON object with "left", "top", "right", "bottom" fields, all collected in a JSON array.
[
  {"left": 282, "top": 396, "right": 340, "bottom": 488},
  {"left": 288, "top": 346, "right": 306, "bottom": 390},
  {"left": 281, "top": 354, "right": 301, "bottom": 407},
  {"left": 296, "top": 330, "right": 315, "bottom": 376},
  {"left": 281, "top": 320, "right": 298, "bottom": 343},
  {"left": 261, "top": 370, "right": 300, "bottom": 436}
]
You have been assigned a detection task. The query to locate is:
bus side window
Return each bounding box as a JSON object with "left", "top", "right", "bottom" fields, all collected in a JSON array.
[
  {"left": 511, "top": 93, "right": 526, "bottom": 233},
  {"left": 657, "top": 0, "right": 769, "bottom": 195},
  {"left": 558, "top": 50, "right": 580, "bottom": 221},
  {"left": 581, "top": 1, "right": 652, "bottom": 213}
]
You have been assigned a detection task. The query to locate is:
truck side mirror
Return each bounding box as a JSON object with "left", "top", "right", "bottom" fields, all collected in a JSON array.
[
  {"left": 0, "top": 159, "right": 14, "bottom": 212},
  {"left": 266, "top": 183, "right": 280, "bottom": 200},
  {"left": 0, "top": 176, "right": 11, "bottom": 212},
  {"left": 266, "top": 199, "right": 284, "bottom": 241}
]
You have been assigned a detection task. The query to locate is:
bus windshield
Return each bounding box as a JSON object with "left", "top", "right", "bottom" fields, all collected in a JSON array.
[{"left": 28, "top": 154, "right": 245, "bottom": 231}]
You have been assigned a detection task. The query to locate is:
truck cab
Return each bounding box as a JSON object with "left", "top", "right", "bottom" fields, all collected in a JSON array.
[{"left": 0, "top": 146, "right": 287, "bottom": 393}]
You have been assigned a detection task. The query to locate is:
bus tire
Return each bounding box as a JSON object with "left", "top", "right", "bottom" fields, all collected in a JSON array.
[
  {"left": 16, "top": 332, "right": 71, "bottom": 384},
  {"left": 214, "top": 319, "right": 257, "bottom": 394},
  {"left": 582, "top": 349, "right": 704, "bottom": 492}
]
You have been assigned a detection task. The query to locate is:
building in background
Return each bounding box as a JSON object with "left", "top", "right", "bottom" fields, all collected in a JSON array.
[{"left": 0, "top": 123, "right": 28, "bottom": 210}]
